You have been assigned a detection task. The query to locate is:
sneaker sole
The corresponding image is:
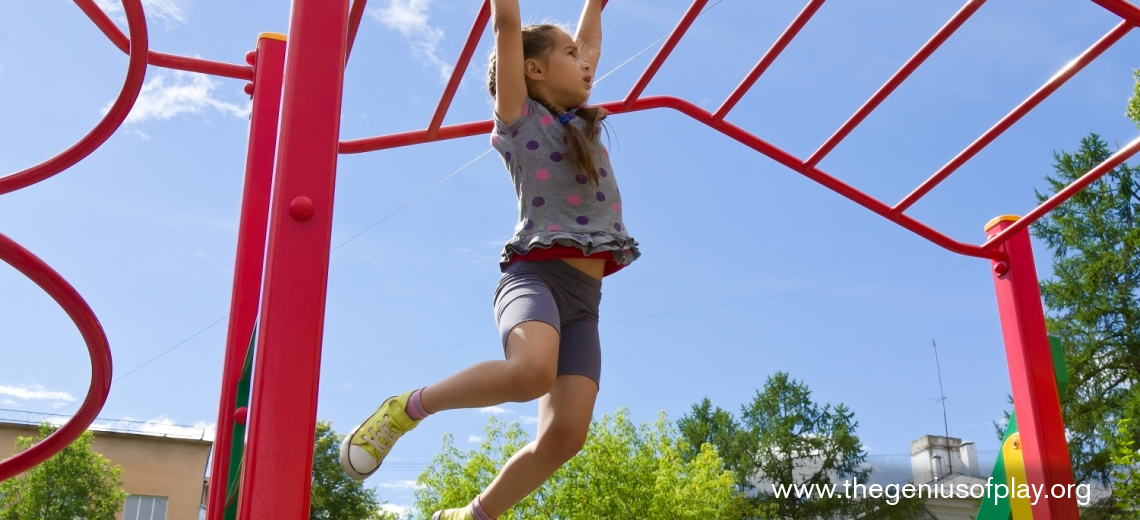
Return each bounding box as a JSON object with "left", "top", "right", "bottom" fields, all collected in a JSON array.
[
  {"left": 431, "top": 512, "right": 442, "bottom": 520},
  {"left": 339, "top": 424, "right": 375, "bottom": 481}
]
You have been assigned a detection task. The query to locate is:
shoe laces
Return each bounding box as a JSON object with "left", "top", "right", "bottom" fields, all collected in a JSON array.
[{"left": 363, "top": 413, "right": 398, "bottom": 455}]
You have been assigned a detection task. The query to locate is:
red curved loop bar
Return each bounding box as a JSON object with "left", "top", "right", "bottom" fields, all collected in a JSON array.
[
  {"left": 73, "top": 0, "right": 252, "bottom": 81},
  {"left": 0, "top": 232, "right": 113, "bottom": 481},
  {"left": 0, "top": 0, "right": 149, "bottom": 195}
]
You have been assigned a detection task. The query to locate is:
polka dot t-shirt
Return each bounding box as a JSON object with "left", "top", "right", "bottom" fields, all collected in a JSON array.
[{"left": 491, "top": 97, "right": 640, "bottom": 274}]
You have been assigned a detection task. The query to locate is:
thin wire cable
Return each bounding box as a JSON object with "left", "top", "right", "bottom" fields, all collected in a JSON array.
[
  {"left": 329, "top": 262, "right": 975, "bottom": 363},
  {"left": 594, "top": 0, "right": 725, "bottom": 85},
  {"left": 332, "top": 148, "right": 494, "bottom": 252}
]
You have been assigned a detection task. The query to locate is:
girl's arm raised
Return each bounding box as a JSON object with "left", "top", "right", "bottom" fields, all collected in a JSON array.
[
  {"left": 575, "top": 0, "right": 603, "bottom": 76},
  {"left": 492, "top": 0, "right": 526, "bottom": 125}
]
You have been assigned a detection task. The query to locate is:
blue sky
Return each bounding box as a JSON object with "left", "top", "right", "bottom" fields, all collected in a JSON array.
[{"left": 2, "top": 0, "right": 1138, "bottom": 515}]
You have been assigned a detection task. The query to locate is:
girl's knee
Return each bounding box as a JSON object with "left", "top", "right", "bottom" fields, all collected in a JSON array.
[
  {"left": 508, "top": 365, "right": 557, "bottom": 402},
  {"left": 536, "top": 422, "right": 589, "bottom": 463}
]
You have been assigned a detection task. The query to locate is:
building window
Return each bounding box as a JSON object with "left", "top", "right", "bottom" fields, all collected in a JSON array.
[{"left": 122, "top": 495, "right": 168, "bottom": 520}]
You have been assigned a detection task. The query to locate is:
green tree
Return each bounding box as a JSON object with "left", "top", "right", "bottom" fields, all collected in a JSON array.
[
  {"left": 1030, "top": 134, "right": 1140, "bottom": 508},
  {"left": 1127, "top": 69, "right": 1139, "bottom": 127},
  {"left": 415, "top": 408, "right": 743, "bottom": 519},
  {"left": 677, "top": 397, "right": 747, "bottom": 485},
  {"left": 739, "top": 372, "right": 920, "bottom": 520},
  {"left": 679, "top": 378, "right": 924, "bottom": 520},
  {"left": 310, "top": 420, "right": 398, "bottom": 520},
  {"left": 0, "top": 423, "right": 126, "bottom": 520}
]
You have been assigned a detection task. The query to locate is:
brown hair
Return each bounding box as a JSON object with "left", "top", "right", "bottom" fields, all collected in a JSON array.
[{"left": 488, "top": 24, "right": 609, "bottom": 185}]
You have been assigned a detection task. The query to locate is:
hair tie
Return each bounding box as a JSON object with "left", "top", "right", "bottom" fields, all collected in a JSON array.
[{"left": 558, "top": 112, "right": 573, "bottom": 125}]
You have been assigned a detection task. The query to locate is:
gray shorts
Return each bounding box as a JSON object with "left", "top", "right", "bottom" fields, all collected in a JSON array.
[{"left": 494, "top": 259, "right": 603, "bottom": 385}]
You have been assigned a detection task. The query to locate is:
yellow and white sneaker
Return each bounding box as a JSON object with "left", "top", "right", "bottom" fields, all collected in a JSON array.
[
  {"left": 339, "top": 391, "right": 420, "bottom": 480},
  {"left": 432, "top": 506, "right": 475, "bottom": 520}
]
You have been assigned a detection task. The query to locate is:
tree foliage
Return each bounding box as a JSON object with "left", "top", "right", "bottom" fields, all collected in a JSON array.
[
  {"left": 740, "top": 372, "right": 871, "bottom": 519},
  {"left": 310, "top": 420, "right": 398, "bottom": 520},
  {"left": 1127, "top": 69, "right": 1140, "bottom": 127},
  {"left": 1030, "top": 134, "right": 1140, "bottom": 505},
  {"left": 0, "top": 423, "right": 126, "bottom": 520},
  {"left": 415, "top": 408, "right": 743, "bottom": 519},
  {"left": 679, "top": 373, "right": 924, "bottom": 520}
]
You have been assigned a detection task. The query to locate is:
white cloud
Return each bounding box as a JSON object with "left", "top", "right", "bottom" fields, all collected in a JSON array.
[
  {"left": 378, "top": 480, "right": 420, "bottom": 491},
  {"left": 468, "top": 435, "right": 483, "bottom": 443},
  {"left": 104, "top": 70, "right": 251, "bottom": 125},
  {"left": 519, "top": 415, "right": 539, "bottom": 425},
  {"left": 371, "top": 0, "right": 452, "bottom": 81},
  {"left": 0, "top": 384, "right": 76, "bottom": 402},
  {"left": 381, "top": 503, "right": 412, "bottom": 517},
  {"left": 95, "top": 0, "right": 188, "bottom": 27},
  {"left": 90, "top": 416, "right": 216, "bottom": 440},
  {"left": 479, "top": 406, "right": 509, "bottom": 415}
]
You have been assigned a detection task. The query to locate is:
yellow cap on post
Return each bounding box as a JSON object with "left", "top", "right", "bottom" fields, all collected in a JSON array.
[
  {"left": 984, "top": 215, "right": 1020, "bottom": 232},
  {"left": 258, "top": 32, "right": 287, "bottom": 43}
]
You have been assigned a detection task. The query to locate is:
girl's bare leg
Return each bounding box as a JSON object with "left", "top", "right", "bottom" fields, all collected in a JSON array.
[
  {"left": 478, "top": 373, "right": 598, "bottom": 518},
  {"left": 418, "top": 321, "right": 561, "bottom": 412}
]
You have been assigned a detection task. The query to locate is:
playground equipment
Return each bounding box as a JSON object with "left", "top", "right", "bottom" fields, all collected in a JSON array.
[{"left": 2, "top": 0, "right": 1139, "bottom": 518}]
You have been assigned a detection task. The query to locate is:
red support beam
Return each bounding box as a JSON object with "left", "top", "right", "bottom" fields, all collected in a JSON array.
[
  {"left": 1089, "top": 0, "right": 1140, "bottom": 25},
  {"left": 981, "top": 134, "right": 1140, "bottom": 254},
  {"left": 237, "top": 0, "right": 348, "bottom": 518},
  {"left": 713, "top": 0, "right": 827, "bottom": 122},
  {"left": 205, "top": 33, "right": 286, "bottom": 520},
  {"left": 341, "top": 95, "right": 994, "bottom": 258},
  {"left": 345, "top": 0, "right": 369, "bottom": 65},
  {"left": 804, "top": 0, "right": 985, "bottom": 168},
  {"left": 428, "top": 0, "right": 491, "bottom": 137},
  {"left": 623, "top": 0, "right": 709, "bottom": 108},
  {"left": 894, "top": 20, "right": 1133, "bottom": 214},
  {"left": 73, "top": 0, "right": 253, "bottom": 81},
  {"left": 986, "top": 217, "right": 1079, "bottom": 520}
]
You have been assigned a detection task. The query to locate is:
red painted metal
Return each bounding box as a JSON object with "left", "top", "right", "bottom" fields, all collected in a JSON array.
[
  {"left": 805, "top": 0, "right": 985, "bottom": 168},
  {"left": 346, "top": 0, "right": 369, "bottom": 64},
  {"left": 982, "top": 134, "right": 1140, "bottom": 254},
  {"left": 623, "top": 0, "right": 709, "bottom": 108},
  {"left": 0, "top": 233, "right": 111, "bottom": 480},
  {"left": 205, "top": 35, "right": 286, "bottom": 520},
  {"left": 0, "top": 0, "right": 147, "bottom": 195},
  {"left": 986, "top": 219, "right": 1079, "bottom": 519},
  {"left": 73, "top": 0, "right": 253, "bottom": 81},
  {"left": 428, "top": 0, "right": 492, "bottom": 138},
  {"left": 236, "top": 0, "right": 348, "bottom": 517},
  {"left": 1090, "top": 0, "right": 1140, "bottom": 24},
  {"left": 713, "top": 0, "right": 827, "bottom": 122},
  {"left": 894, "top": 20, "right": 1134, "bottom": 214},
  {"left": 340, "top": 94, "right": 995, "bottom": 258},
  {"left": 8, "top": 3, "right": 1140, "bottom": 518}
]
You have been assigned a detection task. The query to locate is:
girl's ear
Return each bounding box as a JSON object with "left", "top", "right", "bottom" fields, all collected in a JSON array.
[{"left": 523, "top": 58, "right": 544, "bottom": 81}]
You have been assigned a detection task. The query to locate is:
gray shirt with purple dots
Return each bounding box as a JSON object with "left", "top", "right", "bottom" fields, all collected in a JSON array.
[{"left": 491, "top": 97, "right": 640, "bottom": 271}]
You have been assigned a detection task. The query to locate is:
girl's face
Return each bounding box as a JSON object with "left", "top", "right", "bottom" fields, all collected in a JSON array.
[{"left": 533, "top": 29, "right": 593, "bottom": 110}]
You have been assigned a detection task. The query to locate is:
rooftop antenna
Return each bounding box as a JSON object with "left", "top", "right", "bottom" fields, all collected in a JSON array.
[{"left": 932, "top": 339, "right": 953, "bottom": 475}]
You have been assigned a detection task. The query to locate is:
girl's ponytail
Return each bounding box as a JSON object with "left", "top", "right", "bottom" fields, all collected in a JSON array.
[{"left": 534, "top": 99, "right": 608, "bottom": 185}]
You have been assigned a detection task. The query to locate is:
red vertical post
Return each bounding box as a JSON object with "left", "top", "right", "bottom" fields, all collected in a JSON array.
[
  {"left": 985, "top": 215, "right": 1079, "bottom": 520},
  {"left": 205, "top": 33, "right": 286, "bottom": 520},
  {"left": 237, "top": 1, "right": 348, "bottom": 518}
]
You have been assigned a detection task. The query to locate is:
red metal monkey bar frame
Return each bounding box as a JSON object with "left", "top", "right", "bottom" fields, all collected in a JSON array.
[{"left": 1, "top": 1, "right": 1139, "bottom": 519}]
